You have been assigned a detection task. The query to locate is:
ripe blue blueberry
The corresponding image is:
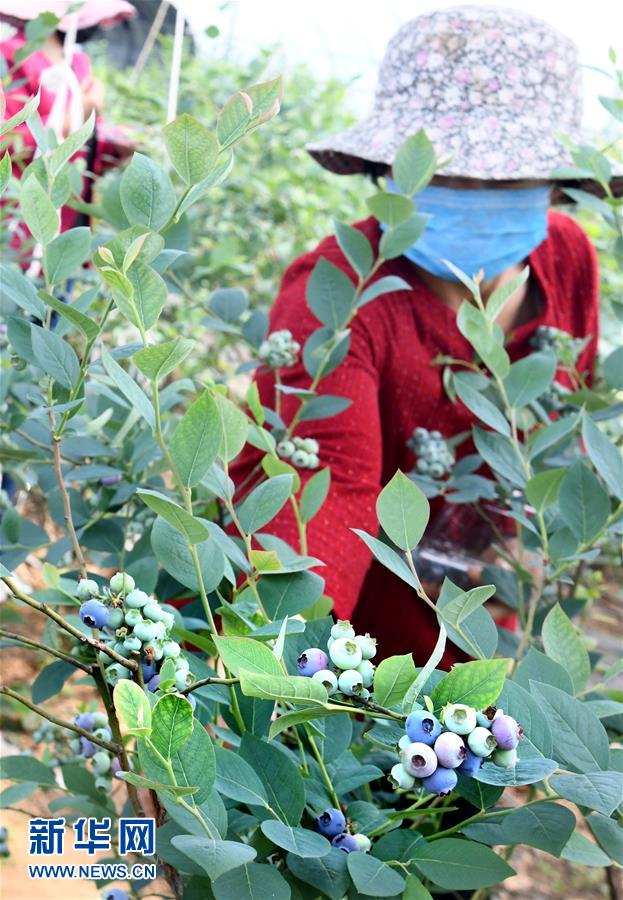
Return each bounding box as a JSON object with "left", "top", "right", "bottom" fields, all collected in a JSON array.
[
  {"left": 433, "top": 731, "right": 467, "bottom": 768},
  {"left": 467, "top": 727, "right": 497, "bottom": 758},
  {"left": 312, "top": 669, "right": 338, "bottom": 695},
  {"left": 458, "top": 749, "right": 483, "bottom": 777},
  {"left": 80, "top": 737, "right": 96, "bottom": 758},
  {"left": 443, "top": 704, "right": 477, "bottom": 735},
  {"left": 80, "top": 600, "right": 110, "bottom": 629},
  {"left": 491, "top": 715, "right": 522, "bottom": 750},
  {"left": 332, "top": 833, "right": 360, "bottom": 853},
  {"left": 353, "top": 633, "right": 377, "bottom": 660},
  {"left": 405, "top": 710, "right": 442, "bottom": 746},
  {"left": 76, "top": 578, "right": 100, "bottom": 601},
  {"left": 330, "top": 620, "right": 355, "bottom": 640},
  {"left": 356, "top": 659, "right": 375, "bottom": 687},
  {"left": 74, "top": 712, "right": 95, "bottom": 731},
  {"left": 315, "top": 808, "right": 346, "bottom": 838},
  {"left": 141, "top": 661, "right": 158, "bottom": 681},
  {"left": 492, "top": 748, "right": 518, "bottom": 768},
  {"left": 148, "top": 674, "right": 161, "bottom": 693},
  {"left": 109, "top": 572, "right": 135, "bottom": 595},
  {"left": 329, "top": 638, "right": 363, "bottom": 670},
  {"left": 422, "top": 766, "right": 458, "bottom": 796},
  {"left": 296, "top": 647, "right": 329, "bottom": 676},
  {"left": 125, "top": 589, "right": 150, "bottom": 609},
  {"left": 389, "top": 763, "right": 415, "bottom": 791},
  {"left": 337, "top": 668, "right": 364, "bottom": 696},
  {"left": 401, "top": 742, "right": 438, "bottom": 778}
]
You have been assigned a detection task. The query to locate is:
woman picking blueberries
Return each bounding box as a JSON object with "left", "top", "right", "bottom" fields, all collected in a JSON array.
[{"left": 233, "top": 6, "right": 615, "bottom": 664}]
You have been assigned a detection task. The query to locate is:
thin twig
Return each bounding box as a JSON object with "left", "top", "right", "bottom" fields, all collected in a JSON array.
[
  {"left": 0, "top": 628, "right": 92, "bottom": 673},
  {"left": 49, "top": 410, "right": 88, "bottom": 578},
  {"left": 181, "top": 675, "right": 239, "bottom": 695}
]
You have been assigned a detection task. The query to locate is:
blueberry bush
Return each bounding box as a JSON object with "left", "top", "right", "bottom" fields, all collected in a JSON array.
[{"left": 1, "top": 55, "right": 622, "bottom": 900}]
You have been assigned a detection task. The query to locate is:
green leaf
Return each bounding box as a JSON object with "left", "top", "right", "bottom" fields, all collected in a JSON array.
[
  {"left": 286, "top": 848, "right": 349, "bottom": 900},
  {"left": 137, "top": 489, "right": 210, "bottom": 544},
  {"left": 402, "top": 874, "right": 433, "bottom": 899},
  {"left": 525, "top": 468, "right": 566, "bottom": 512},
  {"left": 212, "top": 863, "right": 291, "bottom": 900},
  {"left": 139, "top": 721, "right": 215, "bottom": 804},
  {"left": 31, "top": 659, "right": 74, "bottom": 703},
  {"left": 119, "top": 771, "right": 198, "bottom": 796},
  {"left": 376, "top": 470, "right": 430, "bottom": 551},
  {"left": 439, "top": 584, "right": 496, "bottom": 626},
  {"left": 603, "top": 346, "right": 623, "bottom": 390},
  {"left": 237, "top": 474, "right": 293, "bottom": 533},
  {"left": 43, "top": 227, "right": 91, "bottom": 284},
  {"left": 133, "top": 337, "right": 194, "bottom": 381},
  {"left": 497, "top": 679, "right": 553, "bottom": 759},
  {"left": 239, "top": 670, "right": 328, "bottom": 705},
  {"left": 587, "top": 813, "right": 623, "bottom": 864},
  {"left": 214, "top": 636, "right": 282, "bottom": 677},
  {"left": 122, "top": 261, "right": 168, "bottom": 332},
  {"left": 217, "top": 90, "right": 253, "bottom": 148},
  {"left": 306, "top": 257, "right": 356, "bottom": 329},
  {"left": 300, "top": 468, "right": 331, "bottom": 523},
  {"left": 261, "top": 821, "right": 331, "bottom": 858},
  {"left": 257, "top": 571, "right": 324, "bottom": 619},
  {"left": 0, "top": 150, "right": 10, "bottom": 196},
  {"left": 214, "top": 745, "right": 269, "bottom": 808},
  {"left": 463, "top": 802, "right": 575, "bottom": 857},
  {"left": 529, "top": 682, "right": 610, "bottom": 772},
  {"left": 334, "top": 221, "right": 373, "bottom": 277},
  {"left": 402, "top": 624, "right": 447, "bottom": 712},
  {"left": 392, "top": 130, "right": 436, "bottom": 195},
  {"left": 151, "top": 693, "right": 194, "bottom": 759},
  {"left": 357, "top": 275, "right": 411, "bottom": 308},
  {"left": 514, "top": 647, "right": 574, "bottom": 695},
  {"left": 457, "top": 300, "right": 510, "bottom": 379},
  {"left": 38, "top": 291, "right": 98, "bottom": 340},
  {"left": 299, "top": 395, "right": 351, "bottom": 421},
  {"left": 366, "top": 191, "right": 415, "bottom": 225},
  {"left": 164, "top": 113, "right": 219, "bottom": 184},
  {"left": 170, "top": 391, "right": 221, "bottom": 487},
  {"left": 120, "top": 153, "right": 176, "bottom": 231},
  {"left": 561, "top": 832, "right": 612, "bottom": 867},
  {"left": 352, "top": 529, "right": 420, "bottom": 591},
  {"left": 0, "top": 92, "right": 39, "bottom": 138},
  {"left": 550, "top": 772, "right": 623, "bottom": 816},
  {"left": 0, "top": 263, "right": 46, "bottom": 318},
  {"left": 410, "top": 838, "right": 515, "bottom": 889},
  {"left": 214, "top": 391, "right": 249, "bottom": 462},
  {"left": 268, "top": 706, "right": 346, "bottom": 740},
  {"left": 20, "top": 172, "right": 59, "bottom": 244},
  {"left": 558, "top": 461, "right": 611, "bottom": 543},
  {"left": 503, "top": 352, "right": 556, "bottom": 408},
  {"left": 582, "top": 415, "right": 623, "bottom": 500},
  {"left": 542, "top": 603, "right": 590, "bottom": 692},
  {"left": 31, "top": 326, "right": 80, "bottom": 389},
  {"left": 529, "top": 413, "right": 579, "bottom": 460},
  {"left": 240, "top": 733, "right": 305, "bottom": 825},
  {"left": 486, "top": 268, "right": 530, "bottom": 321},
  {"left": 48, "top": 111, "right": 95, "bottom": 177},
  {"left": 454, "top": 376, "right": 510, "bottom": 435},
  {"left": 100, "top": 349, "right": 155, "bottom": 429},
  {"left": 172, "top": 836, "right": 256, "bottom": 880},
  {"left": 431, "top": 659, "right": 508, "bottom": 712},
  {"left": 435, "top": 581, "right": 498, "bottom": 661},
  {"left": 113, "top": 680, "right": 152, "bottom": 736},
  {"left": 152, "top": 516, "right": 226, "bottom": 592},
  {"left": 175, "top": 150, "right": 234, "bottom": 219},
  {"left": 473, "top": 428, "right": 527, "bottom": 487},
  {"left": 0, "top": 755, "right": 57, "bottom": 787},
  {"left": 347, "top": 852, "right": 406, "bottom": 897},
  {"left": 374, "top": 653, "right": 416, "bottom": 708},
  {"left": 379, "top": 214, "right": 429, "bottom": 260}
]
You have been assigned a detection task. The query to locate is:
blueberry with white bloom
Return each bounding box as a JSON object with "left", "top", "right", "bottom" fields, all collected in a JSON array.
[
  {"left": 356, "top": 659, "right": 375, "bottom": 687},
  {"left": 389, "top": 763, "right": 415, "bottom": 791},
  {"left": 405, "top": 710, "right": 442, "bottom": 746},
  {"left": 467, "top": 727, "right": 497, "bottom": 758},
  {"left": 109, "top": 572, "right": 135, "bottom": 595},
  {"left": 76, "top": 579, "right": 100, "bottom": 601},
  {"left": 422, "top": 766, "right": 458, "bottom": 796},
  {"left": 315, "top": 808, "right": 346, "bottom": 838},
  {"left": 492, "top": 747, "right": 518, "bottom": 768},
  {"left": 80, "top": 600, "right": 109, "bottom": 629},
  {"left": 491, "top": 714, "right": 523, "bottom": 750},
  {"left": 297, "top": 647, "right": 329, "bottom": 676},
  {"left": 433, "top": 732, "right": 467, "bottom": 768},
  {"left": 353, "top": 633, "right": 377, "bottom": 660},
  {"left": 329, "top": 637, "right": 362, "bottom": 669},
  {"left": 338, "top": 669, "right": 364, "bottom": 696},
  {"left": 443, "top": 703, "right": 477, "bottom": 735},
  {"left": 332, "top": 833, "right": 361, "bottom": 853},
  {"left": 458, "top": 749, "right": 483, "bottom": 777},
  {"left": 124, "top": 589, "right": 150, "bottom": 609},
  {"left": 312, "top": 669, "right": 338, "bottom": 695},
  {"left": 401, "top": 742, "right": 438, "bottom": 778},
  {"left": 331, "top": 621, "right": 355, "bottom": 640}
]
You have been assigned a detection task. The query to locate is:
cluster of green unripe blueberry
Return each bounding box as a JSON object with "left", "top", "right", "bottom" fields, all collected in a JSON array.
[
  {"left": 296, "top": 620, "right": 376, "bottom": 698},
  {"left": 314, "top": 807, "right": 371, "bottom": 853},
  {"left": 258, "top": 328, "right": 301, "bottom": 369},
  {"left": 76, "top": 573, "right": 192, "bottom": 695},
  {"left": 0, "top": 826, "right": 9, "bottom": 859},
  {"left": 390, "top": 704, "right": 523, "bottom": 796},
  {"left": 68, "top": 710, "right": 123, "bottom": 792},
  {"left": 408, "top": 427, "right": 454, "bottom": 479},
  {"left": 277, "top": 435, "right": 320, "bottom": 469},
  {"left": 531, "top": 325, "right": 585, "bottom": 364}
]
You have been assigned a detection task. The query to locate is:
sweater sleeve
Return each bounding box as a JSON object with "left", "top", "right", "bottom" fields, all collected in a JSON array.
[{"left": 230, "top": 250, "right": 383, "bottom": 618}]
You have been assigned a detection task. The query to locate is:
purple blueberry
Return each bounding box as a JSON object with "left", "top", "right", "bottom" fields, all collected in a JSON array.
[
  {"left": 110, "top": 758, "right": 122, "bottom": 775},
  {"left": 74, "top": 712, "right": 95, "bottom": 731},
  {"left": 147, "top": 674, "right": 161, "bottom": 693},
  {"left": 422, "top": 766, "right": 458, "bottom": 796},
  {"left": 332, "top": 833, "right": 360, "bottom": 853},
  {"left": 433, "top": 731, "right": 467, "bottom": 769},
  {"left": 101, "top": 474, "right": 122, "bottom": 487},
  {"left": 405, "top": 710, "right": 442, "bottom": 745},
  {"left": 401, "top": 742, "right": 438, "bottom": 778},
  {"left": 141, "top": 660, "right": 158, "bottom": 681},
  {"left": 297, "top": 648, "right": 330, "bottom": 677},
  {"left": 315, "top": 807, "right": 346, "bottom": 838},
  {"left": 80, "top": 599, "right": 110, "bottom": 629},
  {"left": 458, "top": 749, "right": 483, "bottom": 777},
  {"left": 80, "top": 737, "right": 96, "bottom": 758},
  {"left": 491, "top": 715, "right": 523, "bottom": 750}
]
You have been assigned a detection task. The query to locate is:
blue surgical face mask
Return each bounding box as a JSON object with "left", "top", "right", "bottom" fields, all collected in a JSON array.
[{"left": 383, "top": 178, "right": 550, "bottom": 282}]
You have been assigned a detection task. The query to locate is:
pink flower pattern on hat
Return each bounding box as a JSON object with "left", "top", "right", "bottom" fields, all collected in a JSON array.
[{"left": 307, "top": 5, "right": 584, "bottom": 180}]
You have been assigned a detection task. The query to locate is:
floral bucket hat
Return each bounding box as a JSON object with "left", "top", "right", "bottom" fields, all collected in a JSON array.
[{"left": 307, "top": 5, "right": 612, "bottom": 183}]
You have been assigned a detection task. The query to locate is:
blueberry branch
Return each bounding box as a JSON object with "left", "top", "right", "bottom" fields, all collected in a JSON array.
[
  {"left": 0, "top": 576, "right": 138, "bottom": 670},
  {"left": 49, "top": 409, "right": 88, "bottom": 579},
  {"left": 0, "top": 686, "right": 121, "bottom": 754},
  {"left": 180, "top": 674, "right": 239, "bottom": 695},
  {"left": 0, "top": 628, "right": 93, "bottom": 673}
]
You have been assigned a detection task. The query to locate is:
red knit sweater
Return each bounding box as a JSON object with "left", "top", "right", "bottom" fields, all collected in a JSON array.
[{"left": 231, "top": 211, "right": 599, "bottom": 665}]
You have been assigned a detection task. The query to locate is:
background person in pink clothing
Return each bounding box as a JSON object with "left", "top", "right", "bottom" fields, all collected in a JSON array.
[{"left": 0, "top": 0, "right": 136, "bottom": 240}]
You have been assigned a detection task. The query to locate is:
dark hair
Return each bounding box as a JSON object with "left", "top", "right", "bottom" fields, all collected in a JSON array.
[{"left": 56, "top": 25, "right": 100, "bottom": 45}]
